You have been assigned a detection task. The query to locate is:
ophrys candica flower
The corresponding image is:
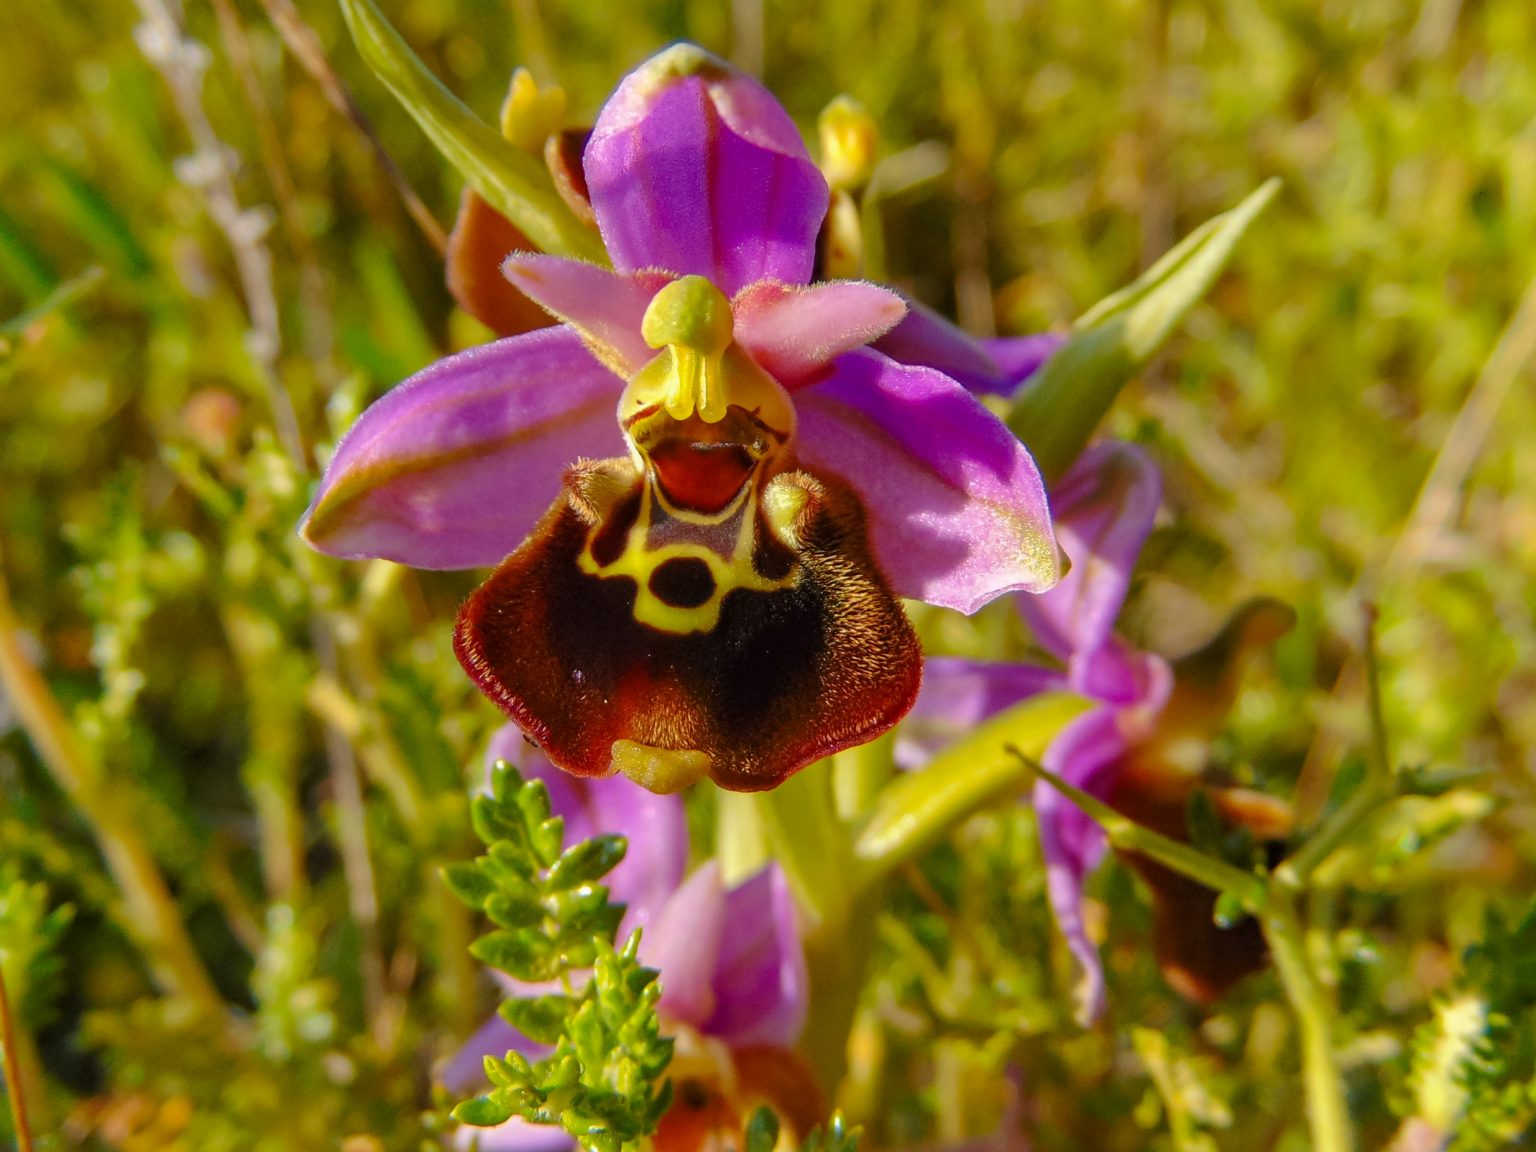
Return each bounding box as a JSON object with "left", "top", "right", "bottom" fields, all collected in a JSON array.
[{"left": 302, "top": 45, "right": 1059, "bottom": 793}]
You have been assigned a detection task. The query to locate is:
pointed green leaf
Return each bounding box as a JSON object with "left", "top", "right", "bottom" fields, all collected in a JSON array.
[
  {"left": 336, "top": 0, "right": 606, "bottom": 263},
  {"left": 745, "top": 1107, "right": 781, "bottom": 1152},
  {"left": 453, "top": 1094, "right": 518, "bottom": 1127},
  {"left": 500, "top": 994, "right": 578, "bottom": 1045},
  {"left": 441, "top": 860, "right": 496, "bottom": 908},
  {"left": 1009, "top": 179, "right": 1281, "bottom": 480},
  {"left": 546, "top": 835, "right": 627, "bottom": 891},
  {"left": 852, "top": 692, "right": 1091, "bottom": 883}
]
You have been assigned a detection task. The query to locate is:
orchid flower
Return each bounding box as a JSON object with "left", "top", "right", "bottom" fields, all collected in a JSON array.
[
  {"left": 301, "top": 44, "right": 1060, "bottom": 795},
  {"left": 904, "top": 442, "right": 1293, "bottom": 1021},
  {"left": 445, "top": 728, "right": 819, "bottom": 1150}
]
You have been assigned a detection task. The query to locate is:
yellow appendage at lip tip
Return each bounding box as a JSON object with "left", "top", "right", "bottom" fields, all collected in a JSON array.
[{"left": 610, "top": 739, "right": 712, "bottom": 793}]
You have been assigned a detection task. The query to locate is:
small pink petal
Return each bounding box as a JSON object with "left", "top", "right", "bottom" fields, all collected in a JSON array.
[
  {"left": 732, "top": 280, "right": 906, "bottom": 387},
  {"left": 703, "top": 865, "right": 807, "bottom": 1048},
  {"left": 501, "top": 254, "right": 671, "bottom": 377},
  {"left": 795, "top": 350, "right": 1059, "bottom": 614},
  {"left": 643, "top": 862, "right": 727, "bottom": 1031},
  {"left": 300, "top": 328, "right": 625, "bottom": 570}
]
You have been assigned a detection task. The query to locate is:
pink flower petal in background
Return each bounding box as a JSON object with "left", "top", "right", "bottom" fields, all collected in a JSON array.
[{"left": 1018, "top": 441, "right": 1162, "bottom": 664}]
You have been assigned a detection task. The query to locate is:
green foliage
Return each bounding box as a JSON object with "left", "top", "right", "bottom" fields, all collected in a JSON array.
[
  {"left": 0, "top": 870, "right": 72, "bottom": 1029},
  {"left": 2, "top": 0, "right": 1535, "bottom": 1148},
  {"left": 447, "top": 762, "right": 672, "bottom": 1150},
  {"left": 1400, "top": 899, "right": 1536, "bottom": 1150}
]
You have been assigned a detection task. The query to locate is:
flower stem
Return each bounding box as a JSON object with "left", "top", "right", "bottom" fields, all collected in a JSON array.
[
  {"left": 0, "top": 962, "right": 37, "bottom": 1152},
  {"left": 752, "top": 759, "right": 850, "bottom": 930},
  {"left": 1264, "top": 892, "right": 1355, "bottom": 1152}
]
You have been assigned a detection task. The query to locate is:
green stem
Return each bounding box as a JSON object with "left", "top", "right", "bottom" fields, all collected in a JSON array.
[
  {"left": 1264, "top": 893, "right": 1355, "bottom": 1152},
  {"left": 1017, "top": 752, "right": 1270, "bottom": 910},
  {"left": 832, "top": 732, "right": 895, "bottom": 822},
  {"left": 752, "top": 759, "right": 850, "bottom": 930},
  {"left": 715, "top": 789, "right": 769, "bottom": 886}
]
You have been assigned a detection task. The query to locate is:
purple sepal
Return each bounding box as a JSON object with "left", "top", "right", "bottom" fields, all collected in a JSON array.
[
  {"left": 300, "top": 328, "right": 625, "bottom": 570},
  {"left": 796, "top": 349, "right": 1059, "bottom": 613},
  {"left": 1018, "top": 441, "right": 1162, "bottom": 664},
  {"left": 585, "top": 51, "right": 828, "bottom": 295}
]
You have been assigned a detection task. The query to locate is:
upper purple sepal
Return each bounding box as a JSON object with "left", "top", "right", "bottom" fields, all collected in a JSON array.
[{"left": 584, "top": 45, "right": 830, "bottom": 295}]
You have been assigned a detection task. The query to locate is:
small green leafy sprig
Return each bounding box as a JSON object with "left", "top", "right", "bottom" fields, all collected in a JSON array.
[
  {"left": 443, "top": 762, "right": 673, "bottom": 1151},
  {"left": 746, "top": 1106, "right": 862, "bottom": 1152},
  {"left": 1401, "top": 899, "right": 1536, "bottom": 1151}
]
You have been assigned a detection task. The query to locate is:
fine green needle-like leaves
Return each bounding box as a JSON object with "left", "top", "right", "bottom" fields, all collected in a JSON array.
[
  {"left": 446, "top": 763, "right": 671, "bottom": 1150},
  {"left": 1009, "top": 179, "right": 1281, "bottom": 480}
]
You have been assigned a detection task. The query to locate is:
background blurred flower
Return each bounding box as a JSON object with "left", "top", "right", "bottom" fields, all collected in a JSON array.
[{"left": 905, "top": 442, "right": 1292, "bottom": 1020}]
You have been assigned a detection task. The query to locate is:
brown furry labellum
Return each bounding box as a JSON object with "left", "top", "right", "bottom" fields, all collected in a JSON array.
[{"left": 454, "top": 398, "right": 922, "bottom": 793}]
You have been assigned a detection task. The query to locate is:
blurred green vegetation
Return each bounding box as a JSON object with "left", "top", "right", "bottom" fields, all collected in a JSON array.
[{"left": 2, "top": 0, "right": 1534, "bottom": 1148}]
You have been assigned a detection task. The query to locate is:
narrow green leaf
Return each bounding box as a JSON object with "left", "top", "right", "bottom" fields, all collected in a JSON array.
[
  {"left": 852, "top": 692, "right": 1091, "bottom": 883},
  {"left": 336, "top": 0, "right": 606, "bottom": 263},
  {"left": 1009, "top": 179, "right": 1281, "bottom": 480},
  {"left": 440, "top": 860, "right": 496, "bottom": 908},
  {"left": 1, "top": 265, "right": 105, "bottom": 343}
]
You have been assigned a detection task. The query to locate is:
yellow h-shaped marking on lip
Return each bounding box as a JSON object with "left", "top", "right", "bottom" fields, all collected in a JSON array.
[{"left": 639, "top": 276, "right": 735, "bottom": 423}]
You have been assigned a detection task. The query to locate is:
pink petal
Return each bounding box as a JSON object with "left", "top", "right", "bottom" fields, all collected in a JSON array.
[
  {"left": 981, "top": 332, "right": 1066, "bottom": 392},
  {"left": 643, "top": 862, "right": 727, "bottom": 1031},
  {"left": 702, "top": 865, "right": 807, "bottom": 1048},
  {"left": 794, "top": 350, "right": 1059, "bottom": 613},
  {"left": 870, "top": 298, "right": 1004, "bottom": 392},
  {"left": 1019, "top": 441, "right": 1162, "bottom": 663},
  {"left": 501, "top": 254, "right": 671, "bottom": 377},
  {"left": 300, "top": 328, "right": 625, "bottom": 570},
  {"left": 584, "top": 52, "right": 828, "bottom": 294},
  {"left": 732, "top": 280, "right": 906, "bottom": 387}
]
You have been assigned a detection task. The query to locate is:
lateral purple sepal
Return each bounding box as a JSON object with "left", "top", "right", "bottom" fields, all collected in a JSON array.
[
  {"left": 300, "top": 328, "right": 625, "bottom": 570},
  {"left": 795, "top": 349, "right": 1059, "bottom": 613}
]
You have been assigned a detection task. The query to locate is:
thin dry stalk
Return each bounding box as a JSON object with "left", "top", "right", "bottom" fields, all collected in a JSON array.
[{"left": 257, "top": 0, "right": 448, "bottom": 255}]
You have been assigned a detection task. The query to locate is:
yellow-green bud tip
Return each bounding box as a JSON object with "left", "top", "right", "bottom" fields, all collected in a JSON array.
[
  {"left": 499, "top": 68, "right": 567, "bottom": 153},
  {"left": 818, "top": 95, "right": 879, "bottom": 193}
]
